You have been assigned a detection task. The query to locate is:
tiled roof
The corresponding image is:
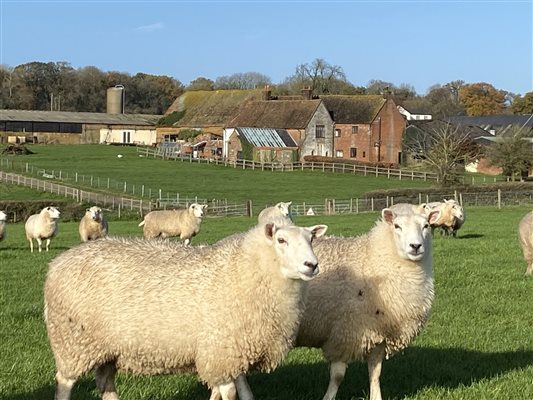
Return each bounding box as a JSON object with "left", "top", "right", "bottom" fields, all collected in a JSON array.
[
  {"left": 0, "top": 109, "right": 161, "bottom": 125},
  {"left": 320, "top": 95, "right": 386, "bottom": 124},
  {"left": 228, "top": 100, "right": 322, "bottom": 129},
  {"left": 236, "top": 127, "right": 297, "bottom": 148}
]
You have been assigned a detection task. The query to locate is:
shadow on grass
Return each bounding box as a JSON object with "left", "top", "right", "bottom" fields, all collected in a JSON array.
[
  {"left": 456, "top": 233, "right": 485, "bottom": 239},
  {"left": 4, "top": 347, "right": 532, "bottom": 400}
]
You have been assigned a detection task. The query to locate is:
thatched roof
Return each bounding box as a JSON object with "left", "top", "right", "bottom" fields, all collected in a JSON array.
[
  {"left": 165, "top": 89, "right": 263, "bottom": 127},
  {"left": 320, "top": 95, "right": 386, "bottom": 124},
  {"left": 228, "top": 100, "right": 322, "bottom": 129},
  {"left": 0, "top": 109, "right": 161, "bottom": 125}
]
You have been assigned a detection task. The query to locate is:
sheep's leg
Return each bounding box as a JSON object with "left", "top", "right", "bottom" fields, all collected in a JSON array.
[
  {"left": 183, "top": 238, "right": 191, "bottom": 246},
  {"left": 36, "top": 237, "right": 43, "bottom": 252},
  {"left": 235, "top": 374, "right": 254, "bottom": 400},
  {"left": 217, "top": 381, "right": 237, "bottom": 400},
  {"left": 322, "top": 361, "right": 346, "bottom": 400},
  {"left": 45, "top": 238, "right": 51, "bottom": 251},
  {"left": 209, "top": 387, "right": 222, "bottom": 400},
  {"left": 54, "top": 371, "right": 76, "bottom": 400},
  {"left": 95, "top": 363, "right": 119, "bottom": 400},
  {"left": 367, "top": 343, "right": 385, "bottom": 400},
  {"left": 526, "top": 260, "right": 533, "bottom": 276},
  {"left": 29, "top": 239, "right": 34, "bottom": 253}
]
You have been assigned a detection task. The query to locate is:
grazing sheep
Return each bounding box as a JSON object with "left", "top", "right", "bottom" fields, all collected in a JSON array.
[
  {"left": 388, "top": 202, "right": 427, "bottom": 215},
  {"left": 79, "top": 206, "right": 108, "bottom": 242},
  {"left": 24, "top": 206, "right": 60, "bottom": 252},
  {"left": 138, "top": 203, "right": 207, "bottom": 245},
  {"left": 0, "top": 210, "right": 7, "bottom": 242},
  {"left": 518, "top": 210, "right": 533, "bottom": 276},
  {"left": 230, "top": 208, "right": 440, "bottom": 400},
  {"left": 258, "top": 201, "right": 293, "bottom": 224},
  {"left": 426, "top": 199, "right": 465, "bottom": 237},
  {"left": 44, "top": 222, "right": 328, "bottom": 400}
]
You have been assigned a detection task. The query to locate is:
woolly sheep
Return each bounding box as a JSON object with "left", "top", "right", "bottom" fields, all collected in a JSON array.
[
  {"left": 44, "top": 221, "right": 328, "bottom": 400},
  {"left": 230, "top": 208, "right": 440, "bottom": 400},
  {"left": 258, "top": 201, "right": 293, "bottom": 224},
  {"left": 138, "top": 203, "right": 207, "bottom": 245},
  {"left": 518, "top": 210, "right": 533, "bottom": 276},
  {"left": 388, "top": 202, "right": 427, "bottom": 215},
  {"left": 24, "top": 206, "right": 60, "bottom": 252},
  {"left": 427, "top": 199, "right": 465, "bottom": 237},
  {"left": 79, "top": 206, "right": 108, "bottom": 242},
  {"left": 0, "top": 210, "right": 7, "bottom": 242}
]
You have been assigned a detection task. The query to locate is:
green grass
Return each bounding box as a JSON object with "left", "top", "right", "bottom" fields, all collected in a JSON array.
[
  {"left": 1, "top": 144, "right": 433, "bottom": 206},
  {"left": 1, "top": 207, "right": 532, "bottom": 400}
]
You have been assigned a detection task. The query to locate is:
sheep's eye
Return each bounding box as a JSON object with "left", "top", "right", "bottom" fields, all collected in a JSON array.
[
  {"left": 277, "top": 238, "right": 286, "bottom": 244},
  {"left": 423, "top": 224, "right": 430, "bottom": 229},
  {"left": 394, "top": 224, "right": 402, "bottom": 230}
]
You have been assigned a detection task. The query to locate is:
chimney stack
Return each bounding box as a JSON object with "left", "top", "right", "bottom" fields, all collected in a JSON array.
[
  {"left": 301, "top": 87, "right": 312, "bottom": 100},
  {"left": 262, "top": 85, "right": 271, "bottom": 101}
]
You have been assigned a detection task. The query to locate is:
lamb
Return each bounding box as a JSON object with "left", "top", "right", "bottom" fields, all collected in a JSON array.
[
  {"left": 426, "top": 199, "right": 465, "bottom": 237},
  {"left": 24, "top": 206, "right": 61, "bottom": 252},
  {"left": 138, "top": 203, "right": 207, "bottom": 245},
  {"left": 257, "top": 201, "right": 293, "bottom": 224},
  {"left": 79, "top": 206, "right": 108, "bottom": 242},
  {"left": 44, "top": 221, "right": 328, "bottom": 400},
  {"left": 229, "top": 208, "right": 440, "bottom": 400},
  {"left": 0, "top": 210, "right": 7, "bottom": 242},
  {"left": 518, "top": 210, "right": 533, "bottom": 276}
]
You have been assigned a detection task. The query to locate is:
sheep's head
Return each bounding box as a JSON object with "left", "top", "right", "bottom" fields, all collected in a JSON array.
[
  {"left": 264, "top": 222, "right": 327, "bottom": 281},
  {"left": 43, "top": 206, "right": 61, "bottom": 220},
  {"left": 276, "top": 201, "right": 293, "bottom": 218},
  {"left": 87, "top": 206, "right": 103, "bottom": 221},
  {"left": 0, "top": 211, "right": 6, "bottom": 222},
  {"left": 382, "top": 208, "right": 440, "bottom": 261},
  {"left": 190, "top": 203, "right": 207, "bottom": 218}
]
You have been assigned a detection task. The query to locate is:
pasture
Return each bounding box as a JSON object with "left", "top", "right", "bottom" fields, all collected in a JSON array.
[{"left": 1, "top": 206, "right": 532, "bottom": 400}]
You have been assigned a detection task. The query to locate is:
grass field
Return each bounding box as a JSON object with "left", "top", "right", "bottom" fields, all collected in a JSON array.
[
  {"left": 0, "top": 144, "right": 434, "bottom": 206},
  {"left": 1, "top": 206, "right": 532, "bottom": 400}
]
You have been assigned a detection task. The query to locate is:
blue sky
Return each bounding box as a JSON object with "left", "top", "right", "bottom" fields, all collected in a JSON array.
[{"left": 1, "top": 0, "right": 532, "bottom": 95}]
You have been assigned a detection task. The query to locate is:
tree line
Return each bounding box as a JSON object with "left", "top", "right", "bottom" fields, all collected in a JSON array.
[{"left": 1, "top": 59, "right": 532, "bottom": 117}]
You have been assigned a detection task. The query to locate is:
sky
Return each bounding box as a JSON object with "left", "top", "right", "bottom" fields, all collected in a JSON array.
[{"left": 1, "top": 0, "right": 532, "bottom": 96}]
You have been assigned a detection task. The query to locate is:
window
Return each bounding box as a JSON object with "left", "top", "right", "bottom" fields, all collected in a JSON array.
[
  {"left": 335, "top": 150, "right": 343, "bottom": 158},
  {"left": 351, "top": 126, "right": 358, "bottom": 134},
  {"left": 362, "top": 151, "right": 366, "bottom": 158},
  {"left": 334, "top": 129, "right": 341, "bottom": 137},
  {"left": 122, "top": 131, "right": 131, "bottom": 143},
  {"left": 315, "top": 125, "right": 325, "bottom": 138},
  {"left": 350, "top": 147, "right": 357, "bottom": 158}
]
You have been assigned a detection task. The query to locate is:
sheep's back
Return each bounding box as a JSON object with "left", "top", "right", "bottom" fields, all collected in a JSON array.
[{"left": 519, "top": 211, "right": 533, "bottom": 253}]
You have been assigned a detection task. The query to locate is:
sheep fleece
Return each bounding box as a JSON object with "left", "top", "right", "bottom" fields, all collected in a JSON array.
[
  {"left": 296, "top": 219, "right": 434, "bottom": 360},
  {"left": 44, "top": 232, "right": 306, "bottom": 387},
  {"left": 142, "top": 209, "right": 201, "bottom": 239}
]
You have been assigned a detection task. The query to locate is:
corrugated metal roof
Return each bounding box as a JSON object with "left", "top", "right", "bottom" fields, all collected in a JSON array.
[
  {"left": 236, "top": 127, "right": 297, "bottom": 148},
  {"left": 0, "top": 109, "right": 162, "bottom": 125},
  {"left": 447, "top": 115, "right": 533, "bottom": 129}
]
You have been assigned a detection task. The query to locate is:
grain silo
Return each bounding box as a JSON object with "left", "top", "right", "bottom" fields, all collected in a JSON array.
[{"left": 106, "top": 85, "right": 125, "bottom": 114}]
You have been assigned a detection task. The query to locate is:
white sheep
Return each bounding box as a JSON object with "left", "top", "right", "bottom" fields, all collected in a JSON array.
[
  {"left": 79, "top": 206, "right": 109, "bottom": 242},
  {"left": 230, "top": 208, "right": 440, "bottom": 400},
  {"left": 257, "top": 201, "right": 293, "bottom": 224},
  {"left": 518, "top": 210, "right": 533, "bottom": 276},
  {"left": 426, "top": 199, "right": 465, "bottom": 237},
  {"left": 24, "top": 206, "right": 61, "bottom": 252},
  {"left": 0, "top": 210, "right": 7, "bottom": 242},
  {"left": 44, "top": 222, "right": 328, "bottom": 400},
  {"left": 138, "top": 203, "right": 207, "bottom": 245},
  {"left": 388, "top": 202, "right": 427, "bottom": 215}
]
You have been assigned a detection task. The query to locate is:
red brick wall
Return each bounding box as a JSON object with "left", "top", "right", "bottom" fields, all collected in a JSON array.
[{"left": 333, "top": 124, "right": 372, "bottom": 162}]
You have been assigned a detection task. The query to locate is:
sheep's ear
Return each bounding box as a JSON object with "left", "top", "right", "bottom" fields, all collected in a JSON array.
[
  {"left": 428, "top": 210, "right": 441, "bottom": 225},
  {"left": 265, "top": 223, "right": 276, "bottom": 239},
  {"left": 287, "top": 201, "right": 292, "bottom": 206},
  {"left": 309, "top": 224, "right": 328, "bottom": 238},
  {"left": 203, "top": 204, "right": 208, "bottom": 210},
  {"left": 382, "top": 208, "right": 395, "bottom": 224}
]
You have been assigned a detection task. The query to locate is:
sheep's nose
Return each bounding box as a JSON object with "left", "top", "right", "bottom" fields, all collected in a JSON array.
[
  {"left": 410, "top": 243, "right": 422, "bottom": 252},
  {"left": 304, "top": 261, "right": 318, "bottom": 271}
]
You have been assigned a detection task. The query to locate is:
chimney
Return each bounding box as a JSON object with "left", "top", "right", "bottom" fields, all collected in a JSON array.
[
  {"left": 301, "top": 87, "right": 312, "bottom": 100},
  {"left": 262, "top": 85, "right": 271, "bottom": 101}
]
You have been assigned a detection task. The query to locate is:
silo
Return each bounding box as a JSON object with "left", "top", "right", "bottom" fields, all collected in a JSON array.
[{"left": 106, "top": 85, "right": 125, "bottom": 114}]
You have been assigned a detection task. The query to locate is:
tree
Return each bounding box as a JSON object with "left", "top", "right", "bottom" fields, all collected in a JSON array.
[
  {"left": 459, "top": 82, "right": 507, "bottom": 116},
  {"left": 187, "top": 77, "right": 215, "bottom": 91},
  {"left": 283, "top": 58, "right": 348, "bottom": 95},
  {"left": 485, "top": 126, "right": 533, "bottom": 180},
  {"left": 404, "top": 121, "right": 481, "bottom": 185},
  {"left": 215, "top": 72, "right": 271, "bottom": 90},
  {"left": 511, "top": 92, "right": 533, "bottom": 114},
  {"left": 424, "top": 81, "right": 466, "bottom": 118}
]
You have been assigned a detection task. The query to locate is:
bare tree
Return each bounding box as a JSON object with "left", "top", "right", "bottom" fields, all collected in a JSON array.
[
  {"left": 404, "top": 121, "right": 481, "bottom": 185},
  {"left": 215, "top": 72, "right": 271, "bottom": 90}
]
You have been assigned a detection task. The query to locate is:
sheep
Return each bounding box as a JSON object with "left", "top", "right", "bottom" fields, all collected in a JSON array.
[
  {"left": 257, "top": 201, "right": 293, "bottom": 224},
  {"left": 388, "top": 202, "right": 427, "bottom": 215},
  {"left": 229, "top": 208, "right": 441, "bottom": 400},
  {"left": 518, "top": 210, "right": 533, "bottom": 276},
  {"left": 24, "top": 206, "right": 60, "bottom": 252},
  {"left": 79, "top": 206, "right": 108, "bottom": 242},
  {"left": 138, "top": 203, "right": 207, "bottom": 245},
  {"left": 44, "top": 221, "right": 328, "bottom": 400},
  {"left": 0, "top": 210, "right": 7, "bottom": 242},
  {"left": 426, "top": 199, "right": 465, "bottom": 237}
]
